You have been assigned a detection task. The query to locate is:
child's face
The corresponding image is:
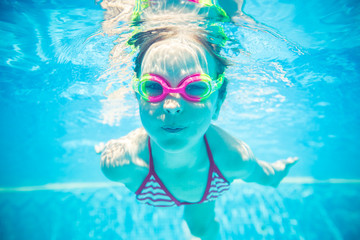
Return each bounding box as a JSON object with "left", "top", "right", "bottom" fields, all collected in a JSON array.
[{"left": 137, "top": 39, "right": 222, "bottom": 152}]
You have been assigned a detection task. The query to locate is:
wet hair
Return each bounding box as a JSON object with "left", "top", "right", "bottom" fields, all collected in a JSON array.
[{"left": 127, "top": 26, "right": 231, "bottom": 101}]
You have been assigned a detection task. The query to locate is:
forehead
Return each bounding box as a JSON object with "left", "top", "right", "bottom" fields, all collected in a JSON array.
[{"left": 140, "top": 38, "right": 217, "bottom": 82}]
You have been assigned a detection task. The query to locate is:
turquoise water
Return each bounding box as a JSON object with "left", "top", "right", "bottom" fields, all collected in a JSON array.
[
  {"left": 1, "top": 183, "right": 359, "bottom": 239},
  {"left": 1, "top": 0, "right": 360, "bottom": 239}
]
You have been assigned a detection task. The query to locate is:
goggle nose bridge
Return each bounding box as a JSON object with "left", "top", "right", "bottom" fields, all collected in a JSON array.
[{"left": 163, "top": 86, "right": 185, "bottom": 93}]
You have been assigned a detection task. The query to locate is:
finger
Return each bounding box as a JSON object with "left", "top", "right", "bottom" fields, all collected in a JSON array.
[
  {"left": 285, "top": 157, "right": 299, "bottom": 166},
  {"left": 95, "top": 142, "right": 105, "bottom": 154}
]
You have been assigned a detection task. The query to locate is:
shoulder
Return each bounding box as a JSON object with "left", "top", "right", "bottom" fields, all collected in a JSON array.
[
  {"left": 100, "top": 128, "right": 149, "bottom": 191},
  {"left": 205, "top": 124, "right": 256, "bottom": 182},
  {"left": 101, "top": 128, "right": 148, "bottom": 166}
]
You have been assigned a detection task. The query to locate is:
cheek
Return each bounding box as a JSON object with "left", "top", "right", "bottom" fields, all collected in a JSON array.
[
  {"left": 138, "top": 100, "right": 163, "bottom": 130},
  {"left": 139, "top": 101, "right": 155, "bottom": 120},
  {"left": 184, "top": 101, "right": 216, "bottom": 138},
  {"left": 189, "top": 96, "right": 218, "bottom": 123},
  {"left": 197, "top": 94, "right": 218, "bottom": 115}
]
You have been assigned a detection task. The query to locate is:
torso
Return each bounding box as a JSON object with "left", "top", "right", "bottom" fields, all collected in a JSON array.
[
  {"left": 122, "top": 125, "right": 236, "bottom": 203},
  {"left": 154, "top": 161, "right": 210, "bottom": 203}
]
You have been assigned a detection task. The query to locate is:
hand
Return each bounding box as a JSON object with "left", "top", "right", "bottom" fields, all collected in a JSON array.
[
  {"left": 271, "top": 157, "right": 299, "bottom": 187},
  {"left": 94, "top": 142, "right": 105, "bottom": 154},
  {"left": 273, "top": 157, "right": 299, "bottom": 170},
  {"left": 99, "top": 140, "right": 130, "bottom": 168}
]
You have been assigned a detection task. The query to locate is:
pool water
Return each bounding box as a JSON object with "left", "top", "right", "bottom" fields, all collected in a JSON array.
[
  {"left": 1, "top": 183, "right": 359, "bottom": 239},
  {"left": 1, "top": 0, "right": 360, "bottom": 239}
]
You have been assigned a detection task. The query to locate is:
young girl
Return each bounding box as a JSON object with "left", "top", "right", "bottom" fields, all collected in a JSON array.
[{"left": 98, "top": 1, "right": 298, "bottom": 240}]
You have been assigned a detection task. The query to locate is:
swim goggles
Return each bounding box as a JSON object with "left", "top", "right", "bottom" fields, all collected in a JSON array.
[
  {"left": 132, "top": 73, "right": 224, "bottom": 102},
  {"left": 132, "top": 0, "right": 229, "bottom": 22}
]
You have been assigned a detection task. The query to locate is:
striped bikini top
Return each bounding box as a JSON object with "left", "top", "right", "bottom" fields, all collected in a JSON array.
[{"left": 135, "top": 135, "right": 230, "bottom": 207}]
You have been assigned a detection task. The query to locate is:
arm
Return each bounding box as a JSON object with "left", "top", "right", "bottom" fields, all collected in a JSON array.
[
  {"left": 208, "top": 125, "right": 298, "bottom": 187},
  {"left": 243, "top": 157, "right": 298, "bottom": 187},
  {"left": 100, "top": 139, "right": 132, "bottom": 183},
  {"left": 98, "top": 128, "right": 148, "bottom": 185}
]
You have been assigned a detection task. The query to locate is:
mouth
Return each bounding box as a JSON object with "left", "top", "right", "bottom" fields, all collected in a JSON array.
[{"left": 161, "top": 126, "right": 186, "bottom": 133}]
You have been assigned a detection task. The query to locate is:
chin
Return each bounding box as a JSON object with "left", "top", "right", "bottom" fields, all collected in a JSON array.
[
  {"left": 158, "top": 138, "right": 190, "bottom": 152},
  {"left": 153, "top": 134, "right": 195, "bottom": 153}
]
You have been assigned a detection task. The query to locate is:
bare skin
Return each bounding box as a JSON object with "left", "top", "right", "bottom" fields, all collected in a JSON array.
[
  {"left": 98, "top": 38, "right": 298, "bottom": 239},
  {"left": 100, "top": 124, "right": 297, "bottom": 239}
]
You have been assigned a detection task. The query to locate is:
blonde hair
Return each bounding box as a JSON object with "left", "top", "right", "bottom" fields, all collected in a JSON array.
[
  {"left": 98, "top": 1, "right": 232, "bottom": 125},
  {"left": 128, "top": 25, "right": 231, "bottom": 101},
  {"left": 100, "top": 0, "right": 231, "bottom": 101},
  {"left": 128, "top": 26, "right": 230, "bottom": 75}
]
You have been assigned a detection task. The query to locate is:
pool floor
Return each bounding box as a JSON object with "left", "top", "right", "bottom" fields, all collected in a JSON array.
[{"left": 0, "top": 183, "right": 359, "bottom": 240}]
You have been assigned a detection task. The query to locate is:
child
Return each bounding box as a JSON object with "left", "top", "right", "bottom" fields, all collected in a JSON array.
[{"left": 98, "top": 1, "right": 298, "bottom": 239}]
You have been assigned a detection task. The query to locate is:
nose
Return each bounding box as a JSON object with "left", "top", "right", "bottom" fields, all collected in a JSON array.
[{"left": 163, "top": 94, "right": 183, "bottom": 115}]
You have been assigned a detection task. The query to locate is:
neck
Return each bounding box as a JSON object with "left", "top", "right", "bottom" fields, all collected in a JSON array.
[{"left": 150, "top": 137, "right": 207, "bottom": 171}]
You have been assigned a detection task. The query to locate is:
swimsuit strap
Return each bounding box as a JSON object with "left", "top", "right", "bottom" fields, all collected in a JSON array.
[
  {"left": 204, "top": 134, "right": 229, "bottom": 183},
  {"left": 145, "top": 135, "right": 227, "bottom": 205},
  {"left": 203, "top": 134, "right": 215, "bottom": 168},
  {"left": 147, "top": 137, "right": 155, "bottom": 173},
  {"left": 146, "top": 136, "right": 181, "bottom": 206}
]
